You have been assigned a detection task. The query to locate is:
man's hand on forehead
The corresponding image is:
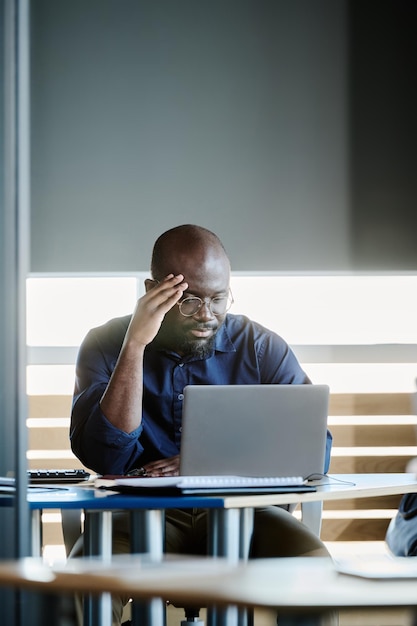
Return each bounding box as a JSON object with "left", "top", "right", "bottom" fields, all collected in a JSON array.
[{"left": 126, "top": 274, "right": 188, "bottom": 347}]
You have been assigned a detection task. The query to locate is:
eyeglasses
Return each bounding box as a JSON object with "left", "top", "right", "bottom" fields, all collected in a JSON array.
[{"left": 177, "top": 290, "right": 234, "bottom": 317}]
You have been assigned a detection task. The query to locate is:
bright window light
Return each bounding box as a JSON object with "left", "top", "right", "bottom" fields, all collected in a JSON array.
[
  {"left": 305, "top": 363, "right": 417, "bottom": 393},
  {"left": 230, "top": 274, "right": 417, "bottom": 345},
  {"left": 26, "top": 362, "right": 417, "bottom": 397},
  {"left": 26, "top": 273, "right": 417, "bottom": 395},
  {"left": 27, "top": 365, "right": 75, "bottom": 395},
  {"left": 27, "top": 276, "right": 139, "bottom": 346}
]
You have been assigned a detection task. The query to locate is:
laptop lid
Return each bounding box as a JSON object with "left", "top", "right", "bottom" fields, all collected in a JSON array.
[{"left": 180, "top": 384, "right": 329, "bottom": 480}]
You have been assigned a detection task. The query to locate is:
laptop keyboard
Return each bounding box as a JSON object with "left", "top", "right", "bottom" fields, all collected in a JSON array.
[{"left": 28, "top": 469, "right": 90, "bottom": 484}]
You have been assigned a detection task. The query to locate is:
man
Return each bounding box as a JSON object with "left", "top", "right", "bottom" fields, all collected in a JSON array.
[{"left": 70, "top": 224, "right": 333, "bottom": 624}]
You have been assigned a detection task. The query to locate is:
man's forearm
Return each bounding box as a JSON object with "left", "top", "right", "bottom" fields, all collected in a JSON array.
[
  {"left": 99, "top": 274, "right": 187, "bottom": 433},
  {"left": 99, "top": 340, "right": 146, "bottom": 434}
]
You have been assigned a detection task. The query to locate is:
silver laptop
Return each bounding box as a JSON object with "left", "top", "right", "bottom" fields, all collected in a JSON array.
[{"left": 180, "top": 384, "right": 329, "bottom": 480}]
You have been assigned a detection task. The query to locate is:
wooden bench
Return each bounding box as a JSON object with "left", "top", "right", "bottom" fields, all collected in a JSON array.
[{"left": 27, "top": 391, "right": 417, "bottom": 553}]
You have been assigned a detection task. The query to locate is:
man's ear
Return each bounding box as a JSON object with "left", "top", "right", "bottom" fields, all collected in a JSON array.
[{"left": 144, "top": 279, "right": 157, "bottom": 293}]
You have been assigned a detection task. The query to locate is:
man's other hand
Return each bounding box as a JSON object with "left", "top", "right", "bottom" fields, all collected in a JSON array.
[{"left": 143, "top": 455, "right": 180, "bottom": 477}]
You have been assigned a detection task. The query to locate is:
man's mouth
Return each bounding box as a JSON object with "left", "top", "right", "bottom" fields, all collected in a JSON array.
[{"left": 188, "top": 325, "right": 217, "bottom": 339}]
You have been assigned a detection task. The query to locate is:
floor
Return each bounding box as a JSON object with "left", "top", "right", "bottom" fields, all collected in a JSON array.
[{"left": 166, "top": 606, "right": 416, "bottom": 626}]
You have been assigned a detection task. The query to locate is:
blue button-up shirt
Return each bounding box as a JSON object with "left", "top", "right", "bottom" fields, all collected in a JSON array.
[{"left": 71, "top": 313, "right": 332, "bottom": 475}]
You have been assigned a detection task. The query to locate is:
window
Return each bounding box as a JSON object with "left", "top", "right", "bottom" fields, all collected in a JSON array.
[
  {"left": 26, "top": 272, "right": 417, "bottom": 560},
  {"left": 27, "top": 272, "right": 417, "bottom": 395},
  {"left": 27, "top": 274, "right": 140, "bottom": 394}
]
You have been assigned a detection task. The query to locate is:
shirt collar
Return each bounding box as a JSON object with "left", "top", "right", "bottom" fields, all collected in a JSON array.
[{"left": 213, "top": 318, "right": 236, "bottom": 353}]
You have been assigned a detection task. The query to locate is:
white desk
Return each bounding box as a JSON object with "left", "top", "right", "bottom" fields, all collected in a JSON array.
[
  {"left": 0, "top": 555, "right": 416, "bottom": 621},
  {"left": 23, "top": 472, "right": 417, "bottom": 556},
  {"left": 219, "top": 472, "right": 417, "bottom": 511},
  {"left": 208, "top": 472, "right": 417, "bottom": 541},
  {"left": 53, "top": 555, "right": 417, "bottom": 612}
]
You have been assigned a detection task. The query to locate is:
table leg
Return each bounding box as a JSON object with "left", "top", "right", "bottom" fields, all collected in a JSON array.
[
  {"left": 207, "top": 508, "right": 254, "bottom": 626},
  {"left": 31, "top": 509, "right": 42, "bottom": 557},
  {"left": 301, "top": 501, "right": 323, "bottom": 536},
  {"left": 83, "top": 510, "right": 113, "bottom": 626},
  {"left": 130, "top": 509, "right": 166, "bottom": 626},
  {"left": 239, "top": 507, "right": 254, "bottom": 559},
  {"left": 237, "top": 508, "right": 255, "bottom": 626}
]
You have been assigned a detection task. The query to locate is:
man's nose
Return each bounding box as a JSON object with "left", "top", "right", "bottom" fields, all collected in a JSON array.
[{"left": 195, "top": 299, "right": 214, "bottom": 320}]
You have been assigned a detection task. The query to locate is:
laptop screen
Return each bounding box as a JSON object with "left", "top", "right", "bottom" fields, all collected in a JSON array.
[{"left": 180, "top": 384, "right": 329, "bottom": 480}]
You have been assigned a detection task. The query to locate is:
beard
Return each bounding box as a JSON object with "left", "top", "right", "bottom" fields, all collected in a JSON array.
[
  {"left": 176, "top": 332, "right": 217, "bottom": 358},
  {"left": 156, "top": 320, "right": 219, "bottom": 358}
]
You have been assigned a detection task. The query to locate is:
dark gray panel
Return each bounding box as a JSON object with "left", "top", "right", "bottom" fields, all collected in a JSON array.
[{"left": 350, "top": 0, "right": 417, "bottom": 270}]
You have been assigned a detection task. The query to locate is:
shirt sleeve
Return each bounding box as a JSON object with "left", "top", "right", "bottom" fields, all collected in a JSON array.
[{"left": 70, "top": 323, "right": 145, "bottom": 475}]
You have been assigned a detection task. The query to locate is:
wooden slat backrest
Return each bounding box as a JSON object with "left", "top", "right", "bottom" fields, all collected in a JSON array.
[
  {"left": 27, "top": 394, "right": 87, "bottom": 471},
  {"left": 28, "top": 394, "right": 73, "bottom": 419},
  {"left": 322, "top": 391, "right": 417, "bottom": 542},
  {"left": 27, "top": 394, "right": 85, "bottom": 549},
  {"left": 329, "top": 393, "right": 413, "bottom": 416}
]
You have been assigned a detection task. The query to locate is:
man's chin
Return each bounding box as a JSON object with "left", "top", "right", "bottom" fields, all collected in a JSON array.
[
  {"left": 180, "top": 335, "right": 216, "bottom": 358},
  {"left": 155, "top": 325, "right": 217, "bottom": 358}
]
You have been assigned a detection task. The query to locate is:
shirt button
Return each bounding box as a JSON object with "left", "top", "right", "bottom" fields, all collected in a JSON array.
[
  {"left": 178, "top": 393, "right": 184, "bottom": 400},
  {"left": 179, "top": 427, "right": 183, "bottom": 433}
]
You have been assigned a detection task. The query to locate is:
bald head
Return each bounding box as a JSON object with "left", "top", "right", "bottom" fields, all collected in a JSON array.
[
  {"left": 148, "top": 225, "right": 231, "bottom": 357},
  {"left": 150, "top": 224, "right": 230, "bottom": 282}
]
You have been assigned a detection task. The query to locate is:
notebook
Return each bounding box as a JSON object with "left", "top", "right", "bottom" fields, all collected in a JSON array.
[
  {"left": 179, "top": 384, "right": 329, "bottom": 481},
  {"left": 334, "top": 554, "right": 417, "bottom": 579},
  {"left": 97, "top": 474, "right": 317, "bottom": 496}
]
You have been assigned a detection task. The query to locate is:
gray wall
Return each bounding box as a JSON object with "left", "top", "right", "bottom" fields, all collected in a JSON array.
[
  {"left": 31, "top": 0, "right": 350, "bottom": 272},
  {"left": 30, "top": 0, "right": 417, "bottom": 273}
]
